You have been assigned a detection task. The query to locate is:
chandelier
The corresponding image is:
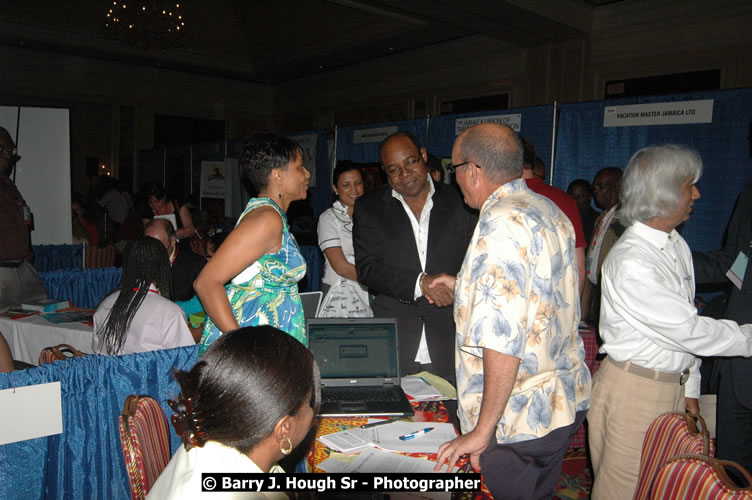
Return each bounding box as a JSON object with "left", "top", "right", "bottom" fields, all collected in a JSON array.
[{"left": 105, "top": 1, "right": 186, "bottom": 50}]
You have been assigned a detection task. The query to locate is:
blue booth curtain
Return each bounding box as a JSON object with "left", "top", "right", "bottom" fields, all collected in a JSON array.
[
  {"left": 32, "top": 244, "right": 85, "bottom": 273},
  {"left": 425, "top": 105, "right": 556, "bottom": 173},
  {"left": 0, "top": 346, "right": 199, "bottom": 500},
  {"left": 39, "top": 267, "right": 122, "bottom": 309},
  {"left": 554, "top": 88, "right": 752, "bottom": 251}
]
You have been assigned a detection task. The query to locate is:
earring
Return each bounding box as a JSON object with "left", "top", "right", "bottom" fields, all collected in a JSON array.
[
  {"left": 278, "top": 190, "right": 282, "bottom": 199},
  {"left": 280, "top": 436, "right": 293, "bottom": 455}
]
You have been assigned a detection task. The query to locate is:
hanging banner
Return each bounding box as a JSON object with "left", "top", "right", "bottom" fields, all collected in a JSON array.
[
  {"left": 200, "top": 160, "right": 226, "bottom": 199},
  {"left": 603, "top": 99, "right": 714, "bottom": 127},
  {"left": 455, "top": 114, "right": 522, "bottom": 135},
  {"left": 288, "top": 133, "right": 318, "bottom": 186},
  {"left": 352, "top": 126, "right": 398, "bottom": 144}
]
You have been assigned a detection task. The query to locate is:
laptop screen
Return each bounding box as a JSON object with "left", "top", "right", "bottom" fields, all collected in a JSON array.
[{"left": 307, "top": 318, "right": 399, "bottom": 379}]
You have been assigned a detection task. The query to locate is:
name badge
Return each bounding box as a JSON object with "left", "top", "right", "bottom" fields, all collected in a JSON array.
[{"left": 726, "top": 251, "right": 748, "bottom": 290}]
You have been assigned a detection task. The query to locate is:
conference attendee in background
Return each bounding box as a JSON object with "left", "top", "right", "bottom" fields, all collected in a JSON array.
[
  {"left": 520, "top": 137, "right": 587, "bottom": 295},
  {"left": 195, "top": 133, "right": 310, "bottom": 354},
  {"left": 145, "top": 218, "right": 205, "bottom": 302},
  {"left": 141, "top": 183, "right": 196, "bottom": 241},
  {"left": 71, "top": 196, "right": 101, "bottom": 245},
  {"left": 317, "top": 163, "right": 372, "bottom": 317},
  {"left": 433, "top": 123, "right": 589, "bottom": 500},
  {"left": 693, "top": 128, "right": 752, "bottom": 477},
  {"left": 567, "top": 178, "right": 599, "bottom": 244},
  {"left": 148, "top": 326, "right": 320, "bottom": 499},
  {"left": 425, "top": 153, "right": 445, "bottom": 184},
  {"left": 584, "top": 167, "right": 625, "bottom": 326},
  {"left": 353, "top": 131, "right": 476, "bottom": 381},
  {"left": 533, "top": 156, "right": 546, "bottom": 180},
  {"left": 92, "top": 238, "right": 194, "bottom": 355},
  {"left": 587, "top": 145, "right": 752, "bottom": 500},
  {"left": 0, "top": 125, "right": 47, "bottom": 312}
]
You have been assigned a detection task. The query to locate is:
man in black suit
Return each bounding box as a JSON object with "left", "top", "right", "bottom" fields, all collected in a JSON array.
[
  {"left": 693, "top": 176, "right": 752, "bottom": 476},
  {"left": 353, "top": 131, "right": 477, "bottom": 380},
  {"left": 145, "top": 218, "right": 205, "bottom": 302}
]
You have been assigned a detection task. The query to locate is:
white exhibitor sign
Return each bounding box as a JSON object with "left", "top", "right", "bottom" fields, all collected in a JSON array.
[
  {"left": 352, "top": 126, "right": 398, "bottom": 144},
  {"left": 455, "top": 114, "right": 521, "bottom": 135},
  {"left": 603, "top": 99, "right": 714, "bottom": 127}
]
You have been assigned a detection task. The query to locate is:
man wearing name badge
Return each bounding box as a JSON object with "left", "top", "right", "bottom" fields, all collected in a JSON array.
[
  {"left": 587, "top": 145, "right": 752, "bottom": 499},
  {"left": 0, "top": 125, "right": 47, "bottom": 312},
  {"left": 352, "top": 131, "right": 477, "bottom": 382},
  {"left": 432, "top": 123, "right": 590, "bottom": 500},
  {"left": 692, "top": 125, "right": 752, "bottom": 477}
]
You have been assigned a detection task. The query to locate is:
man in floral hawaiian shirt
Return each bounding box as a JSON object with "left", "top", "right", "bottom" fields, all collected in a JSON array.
[{"left": 433, "top": 123, "right": 591, "bottom": 499}]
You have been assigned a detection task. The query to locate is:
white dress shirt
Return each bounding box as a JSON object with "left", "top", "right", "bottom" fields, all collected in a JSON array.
[
  {"left": 92, "top": 285, "right": 194, "bottom": 355},
  {"left": 392, "top": 175, "right": 435, "bottom": 364},
  {"left": 147, "top": 440, "right": 286, "bottom": 499},
  {"left": 600, "top": 222, "right": 752, "bottom": 398}
]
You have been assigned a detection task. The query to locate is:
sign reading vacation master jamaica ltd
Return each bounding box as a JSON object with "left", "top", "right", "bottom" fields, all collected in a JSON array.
[
  {"left": 603, "top": 99, "right": 714, "bottom": 127},
  {"left": 455, "top": 114, "right": 521, "bottom": 135}
]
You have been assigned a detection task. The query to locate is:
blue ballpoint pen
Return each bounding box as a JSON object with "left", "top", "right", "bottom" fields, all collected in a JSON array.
[{"left": 398, "top": 427, "right": 434, "bottom": 441}]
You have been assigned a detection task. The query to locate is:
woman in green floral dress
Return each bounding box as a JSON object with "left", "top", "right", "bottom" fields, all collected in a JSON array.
[{"left": 195, "top": 133, "right": 311, "bottom": 353}]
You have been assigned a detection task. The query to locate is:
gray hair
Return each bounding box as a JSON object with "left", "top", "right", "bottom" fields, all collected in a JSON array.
[
  {"left": 618, "top": 145, "right": 703, "bottom": 226},
  {"left": 458, "top": 126, "right": 523, "bottom": 184}
]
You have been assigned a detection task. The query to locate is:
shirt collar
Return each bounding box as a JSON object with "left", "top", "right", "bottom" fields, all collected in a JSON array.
[
  {"left": 485, "top": 178, "right": 526, "bottom": 207},
  {"left": 332, "top": 200, "right": 349, "bottom": 216},
  {"left": 631, "top": 221, "right": 681, "bottom": 251},
  {"left": 391, "top": 173, "right": 435, "bottom": 202}
]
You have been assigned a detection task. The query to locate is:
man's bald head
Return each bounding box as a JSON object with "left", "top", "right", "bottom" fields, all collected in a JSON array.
[
  {"left": 145, "top": 218, "right": 176, "bottom": 254},
  {"left": 456, "top": 123, "right": 523, "bottom": 184}
]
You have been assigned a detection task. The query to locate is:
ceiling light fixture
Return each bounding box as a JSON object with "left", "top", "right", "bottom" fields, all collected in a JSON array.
[{"left": 104, "top": 0, "right": 186, "bottom": 50}]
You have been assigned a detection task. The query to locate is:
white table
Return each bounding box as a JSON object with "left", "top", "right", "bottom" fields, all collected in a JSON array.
[{"left": 0, "top": 313, "right": 94, "bottom": 365}]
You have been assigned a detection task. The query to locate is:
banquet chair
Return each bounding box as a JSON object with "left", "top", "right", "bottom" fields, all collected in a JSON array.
[
  {"left": 648, "top": 454, "right": 752, "bottom": 499},
  {"left": 633, "top": 412, "right": 714, "bottom": 500},
  {"left": 38, "top": 344, "right": 86, "bottom": 365},
  {"left": 118, "top": 395, "right": 172, "bottom": 500}
]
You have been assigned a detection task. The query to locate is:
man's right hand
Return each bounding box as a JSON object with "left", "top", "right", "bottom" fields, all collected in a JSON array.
[{"left": 421, "top": 273, "right": 456, "bottom": 307}]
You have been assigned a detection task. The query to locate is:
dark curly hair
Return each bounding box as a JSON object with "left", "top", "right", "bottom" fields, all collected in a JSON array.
[
  {"left": 96, "top": 237, "right": 173, "bottom": 355},
  {"left": 240, "top": 133, "right": 303, "bottom": 193},
  {"left": 168, "top": 326, "right": 321, "bottom": 454}
]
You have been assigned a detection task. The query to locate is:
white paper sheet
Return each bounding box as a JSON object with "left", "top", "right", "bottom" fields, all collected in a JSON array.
[{"left": 0, "top": 381, "right": 63, "bottom": 444}]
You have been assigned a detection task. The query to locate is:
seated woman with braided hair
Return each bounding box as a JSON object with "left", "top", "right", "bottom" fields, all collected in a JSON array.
[
  {"left": 92, "top": 237, "right": 194, "bottom": 355},
  {"left": 148, "top": 326, "right": 320, "bottom": 499}
]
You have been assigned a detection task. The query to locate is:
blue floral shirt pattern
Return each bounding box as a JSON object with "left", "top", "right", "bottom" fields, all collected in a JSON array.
[{"left": 454, "top": 179, "right": 591, "bottom": 444}]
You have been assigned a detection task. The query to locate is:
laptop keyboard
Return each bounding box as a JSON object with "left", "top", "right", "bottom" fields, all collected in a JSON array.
[{"left": 324, "top": 387, "right": 401, "bottom": 403}]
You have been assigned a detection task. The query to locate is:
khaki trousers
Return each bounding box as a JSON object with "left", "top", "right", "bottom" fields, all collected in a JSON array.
[{"left": 588, "top": 357, "right": 684, "bottom": 500}]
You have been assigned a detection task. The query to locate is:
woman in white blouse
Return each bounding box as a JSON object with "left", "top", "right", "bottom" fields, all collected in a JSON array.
[
  {"left": 148, "top": 326, "right": 320, "bottom": 499},
  {"left": 316, "top": 163, "right": 372, "bottom": 317}
]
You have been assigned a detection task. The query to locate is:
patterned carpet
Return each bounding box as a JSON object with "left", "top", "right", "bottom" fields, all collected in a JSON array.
[{"left": 553, "top": 447, "right": 592, "bottom": 499}]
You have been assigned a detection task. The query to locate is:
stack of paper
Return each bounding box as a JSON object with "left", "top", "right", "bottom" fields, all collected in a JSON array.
[
  {"left": 401, "top": 376, "right": 445, "bottom": 401},
  {"left": 21, "top": 299, "right": 71, "bottom": 313},
  {"left": 318, "top": 446, "right": 457, "bottom": 474},
  {"left": 318, "top": 421, "right": 457, "bottom": 454}
]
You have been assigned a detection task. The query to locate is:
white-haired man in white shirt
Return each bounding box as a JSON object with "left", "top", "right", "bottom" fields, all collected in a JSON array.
[{"left": 588, "top": 144, "right": 752, "bottom": 500}]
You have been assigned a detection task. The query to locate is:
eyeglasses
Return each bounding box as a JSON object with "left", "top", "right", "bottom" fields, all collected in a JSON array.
[
  {"left": 384, "top": 156, "right": 422, "bottom": 178},
  {"left": 446, "top": 161, "right": 481, "bottom": 173}
]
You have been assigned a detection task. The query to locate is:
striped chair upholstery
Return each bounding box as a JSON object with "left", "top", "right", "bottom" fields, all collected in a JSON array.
[
  {"left": 649, "top": 454, "right": 752, "bottom": 499},
  {"left": 38, "top": 344, "right": 86, "bottom": 365},
  {"left": 118, "top": 395, "right": 171, "bottom": 500},
  {"left": 634, "top": 412, "right": 714, "bottom": 500}
]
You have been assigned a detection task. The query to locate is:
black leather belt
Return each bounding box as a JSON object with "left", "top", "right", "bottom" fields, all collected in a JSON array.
[{"left": 0, "top": 260, "right": 24, "bottom": 268}]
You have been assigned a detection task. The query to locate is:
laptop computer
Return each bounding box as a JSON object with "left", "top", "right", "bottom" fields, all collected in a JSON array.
[
  {"left": 299, "top": 291, "right": 323, "bottom": 319},
  {"left": 307, "top": 318, "right": 414, "bottom": 417}
]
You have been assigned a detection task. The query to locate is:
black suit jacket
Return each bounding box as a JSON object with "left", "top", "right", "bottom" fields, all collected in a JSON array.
[
  {"left": 353, "top": 180, "right": 477, "bottom": 379},
  {"left": 693, "top": 179, "right": 752, "bottom": 408},
  {"left": 172, "top": 245, "right": 206, "bottom": 302}
]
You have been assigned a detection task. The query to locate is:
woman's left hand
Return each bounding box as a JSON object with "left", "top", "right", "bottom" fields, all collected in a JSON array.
[{"left": 685, "top": 397, "right": 700, "bottom": 415}]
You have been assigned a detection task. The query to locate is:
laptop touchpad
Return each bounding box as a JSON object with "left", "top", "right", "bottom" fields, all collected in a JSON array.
[{"left": 341, "top": 402, "right": 368, "bottom": 410}]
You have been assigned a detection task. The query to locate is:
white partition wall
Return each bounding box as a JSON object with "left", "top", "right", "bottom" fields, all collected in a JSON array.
[{"left": 0, "top": 106, "right": 72, "bottom": 245}]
